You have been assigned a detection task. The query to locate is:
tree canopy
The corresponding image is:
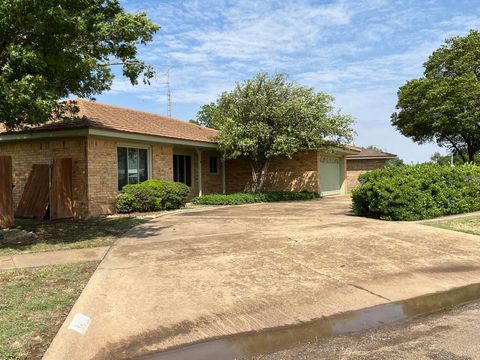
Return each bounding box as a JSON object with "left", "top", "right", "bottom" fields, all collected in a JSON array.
[
  {"left": 0, "top": 0, "right": 159, "bottom": 129},
  {"left": 391, "top": 30, "right": 480, "bottom": 163},
  {"left": 430, "top": 151, "right": 480, "bottom": 166},
  {"left": 365, "top": 145, "right": 384, "bottom": 152},
  {"left": 364, "top": 145, "right": 404, "bottom": 167},
  {"left": 196, "top": 73, "right": 354, "bottom": 191}
]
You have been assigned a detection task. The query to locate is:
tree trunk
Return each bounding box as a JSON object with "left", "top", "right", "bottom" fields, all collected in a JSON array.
[
  {"left": 250, "top": 159, "right": 271, "bottom": 192},
  {"left": 467, "top": 146, "right": 476, "bottom": 163}
]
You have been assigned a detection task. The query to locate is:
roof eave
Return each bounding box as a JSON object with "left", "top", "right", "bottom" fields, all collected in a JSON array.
[
  {"left": 0, "top": 127, "right": 218, "bottom": 148},
  {"left": 346, "top": 155, "right": 397, "bottom": 160},
  {"left": 88, "top": 128, "right": 217, "bottom": 148},
  {"left": 332, "top": 146, "right": 362, "bottom": 155}
]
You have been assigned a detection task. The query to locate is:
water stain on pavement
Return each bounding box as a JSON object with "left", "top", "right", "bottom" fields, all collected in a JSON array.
[{"left": 134, "top": 283, "right": 480, "bottom": 360}]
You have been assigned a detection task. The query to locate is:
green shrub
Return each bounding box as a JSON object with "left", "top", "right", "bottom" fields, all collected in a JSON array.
[
  {"left": 116, "top": 179, "right": 189, "bottom": 213},
  {"left": 141, "top": 179, "right": 190, "bottom": 210},
  {"left": 193, "top": 191, "right": 319, "bottom": 205},
  {"left": 351, "top": 164, "right": 480, "bottom": 221}
]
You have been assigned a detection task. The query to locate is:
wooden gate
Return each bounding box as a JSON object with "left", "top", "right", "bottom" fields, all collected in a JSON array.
[
  {"left": 15, "top": 158, "right": 74, "bottom": 220},
  {"left": 0, "top": 155, "right": 13, "bottom": 228},
  {"left": 15, "top": 164, "right": 50, "bottom": 219},
  {"left": 51, "top": 158, "right": 74, "bottom": 220}
]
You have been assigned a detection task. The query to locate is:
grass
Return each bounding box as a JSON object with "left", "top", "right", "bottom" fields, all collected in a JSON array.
[
  {"left": 192, "top": 191, "right": 320, "bottom": 205},
  {"left": 0, "top": 262, "right": 98, "bottom": 360},
  {"left": 0, "top": 217, "right": 145, "bottom": 256},
  {"left": 427, "top": 215, "right": 480, "bottom": 236}
]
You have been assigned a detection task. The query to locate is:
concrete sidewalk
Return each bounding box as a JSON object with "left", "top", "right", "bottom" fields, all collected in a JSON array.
[
  {"left": 0, "top": 246, "right": 109, "bottom": 270},
  {"left": 43, "top": 198, "right": 480, "bottom": 360}
]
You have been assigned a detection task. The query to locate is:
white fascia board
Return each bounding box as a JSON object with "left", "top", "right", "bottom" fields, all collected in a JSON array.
[
  {"left": 88, "top": 129, "right": 218, "bottom": 149},
  {"left": 0, "top": 129, "right": 89, "bottom": 142}
]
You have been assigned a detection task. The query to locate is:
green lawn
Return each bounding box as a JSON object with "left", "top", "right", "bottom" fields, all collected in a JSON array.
[
  {"left": 427, "top": 215, "right": 480, "bottom": 236},
  {"left": 0, "top": 217, "right": 145, "bottom": 256},
  {"left": 0, "top": 262, "right": 98, "bottom": 360}
]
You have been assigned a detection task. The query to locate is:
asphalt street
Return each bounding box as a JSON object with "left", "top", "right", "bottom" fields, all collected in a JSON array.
[{"left": 254, "top": 301, "right": 480, "bottom": 360}]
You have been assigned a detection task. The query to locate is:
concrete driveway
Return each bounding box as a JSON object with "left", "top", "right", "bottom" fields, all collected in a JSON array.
[{"left": 44, "top": 197, "right": 480, "bottom": 360}]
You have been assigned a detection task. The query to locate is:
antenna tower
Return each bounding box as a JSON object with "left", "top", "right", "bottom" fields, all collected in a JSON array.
[{"left": 166, "top": 68, "right": 172, "bottom": 118}]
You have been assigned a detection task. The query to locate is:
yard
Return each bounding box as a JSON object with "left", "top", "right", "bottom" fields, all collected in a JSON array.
[
  {"left": 0, "top": 262, "right": 98, "bottom": 360},
  {"left": 427, "top": 215, "right": 480, "bottom": 235},
  {"left": 0, "top": 217, "right": 144, "bottom": 256}
]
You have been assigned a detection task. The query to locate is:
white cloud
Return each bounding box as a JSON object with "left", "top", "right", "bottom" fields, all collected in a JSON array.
[{"left": 107, "top": 0, "right": 480, "bottom": 162}]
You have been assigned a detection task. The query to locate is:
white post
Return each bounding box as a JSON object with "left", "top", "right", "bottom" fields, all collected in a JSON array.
[
  {"left": 222, "top": 158, "right": 226, "bottom": 194},
  {"left": 196, "top": 149, "right": 202, "bottom": 196}
]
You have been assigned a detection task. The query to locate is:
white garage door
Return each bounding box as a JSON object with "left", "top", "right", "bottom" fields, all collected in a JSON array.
[{"left": 320, "top": 156, "right": 341, "bottom": 196}]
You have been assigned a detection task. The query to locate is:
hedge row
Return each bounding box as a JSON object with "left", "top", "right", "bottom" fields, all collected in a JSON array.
[
  {"left": 193, "top": 191, "right": 320, "bottom": 205},
  {"left": 116, "top": 179, "right": 189, "bottom": 213},
  {"left": 351, "top": 164, "right": 480, "bottom": 221}
]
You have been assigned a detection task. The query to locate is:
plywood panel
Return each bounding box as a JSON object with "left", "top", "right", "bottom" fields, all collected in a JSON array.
[
  {"left": 0, "top": 155, "right": 13, "bottom": 228},
  {"left": 51, "top": 158, "right": 74, "bottom": 220},
  {"left": 15, "top": 164, "right": 49, "bottom": 219}
]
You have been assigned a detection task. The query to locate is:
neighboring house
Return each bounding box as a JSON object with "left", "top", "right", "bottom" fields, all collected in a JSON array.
[
  {"left": 0, "top": 100, "right": 390, "bottom": 218},
  {"left": 345, "top": 146, "right": 397, "bottom": 191}
]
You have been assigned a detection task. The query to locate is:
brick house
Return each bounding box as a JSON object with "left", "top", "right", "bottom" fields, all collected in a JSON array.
[
  {"left": 0, "top": 100, "right": 393, "bottom": 218},
  {"left": 345, "top": 146, "right": 397, "bottom": 191}
]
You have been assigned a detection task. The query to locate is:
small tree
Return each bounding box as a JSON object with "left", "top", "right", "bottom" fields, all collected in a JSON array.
[
  {"left": 385, "top": 157, "right": 404, "bottom": 168},
  {"left": 196, "top": 73, "right": 354, "bottom": 191},
  {"left": 0, "top": 0, "right": 159, "bottom": 129},
  {"left": 391, "top": 30, "right": 480, "bottom": 163}
]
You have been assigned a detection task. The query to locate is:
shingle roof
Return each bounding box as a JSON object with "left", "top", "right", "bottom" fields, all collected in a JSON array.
[
  {"left": 0, "top": 99, "right": 219, "bottom": 144},
  {"left": 0, "top": 101, "right": 397, "bottom": 158},
  {"left": 346, "top": 145, "right": 396, "bottom": 159}
]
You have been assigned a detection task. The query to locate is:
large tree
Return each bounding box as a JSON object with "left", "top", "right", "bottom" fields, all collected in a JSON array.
[
  {"left": 0, "top": 0, "right": 159, "bottom": 129},
  {"left": 391, "top": 30, "right": 480, "bottom": 163},
  {"left": 196, "top": 73, "right": 354, "bottom": 191}
]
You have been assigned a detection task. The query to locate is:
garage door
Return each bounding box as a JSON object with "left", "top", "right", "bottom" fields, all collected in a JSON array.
[{"left": 320, "top": 156, "right": 341, "bottom": 196}]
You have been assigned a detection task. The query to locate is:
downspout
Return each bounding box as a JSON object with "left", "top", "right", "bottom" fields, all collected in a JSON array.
[{"left": 196, "top": 148, "right": 202, "bottom": 197}]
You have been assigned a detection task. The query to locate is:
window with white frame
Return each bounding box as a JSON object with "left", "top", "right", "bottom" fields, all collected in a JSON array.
[{"left": 117, "top": 147, "right": 149, "bottom": 191}]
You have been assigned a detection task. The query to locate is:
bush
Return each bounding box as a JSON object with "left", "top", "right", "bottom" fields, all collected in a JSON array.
[
  {"left": 351, "top": 164, "right": 480, "bottom": 221},
  {"left": 192, "top": 191, "right": 320, "bottom": 205},
  {"left": 116, "top": 180, "right": 190, "bottom": 213}
]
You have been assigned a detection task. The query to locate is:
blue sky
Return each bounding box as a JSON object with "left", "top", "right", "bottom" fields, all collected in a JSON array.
[{"left": 97, "top": 0, "right": 480, "bottom": 163}]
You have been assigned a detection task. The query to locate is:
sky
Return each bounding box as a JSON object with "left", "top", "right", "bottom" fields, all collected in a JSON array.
[{"left": 97, "top": 0, "right": 480, "bottom": 163}]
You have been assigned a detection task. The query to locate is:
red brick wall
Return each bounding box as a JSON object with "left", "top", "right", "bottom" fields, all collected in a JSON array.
[
  {"left": 87, "top": 139, "right": 176, "bottom": 216},
  {"left": 152, "top": 144, "right": 173, "bottom": 180},
  {"left": 201, "top": 151, "right": 223, "bottom": 195},
  {"left": 226, "top": 152, "right": 319, "bottom": 193},
  {"left": 86, "top": 138, "right": 117, "bottom": 216},
  {"left": 346, "top": 158, "right": 389, "bottom": 191}
]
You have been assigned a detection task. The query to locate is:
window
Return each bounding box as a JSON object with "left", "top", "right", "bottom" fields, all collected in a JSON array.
[
  {"left": 117, "top": 147, "right": 149, "bottom": 190},
  {"left": 173, "top": 154, "right": 192, "bottom": 187},
  {"left": 209, "top": 156, "right": 218, "bottom": 174}
]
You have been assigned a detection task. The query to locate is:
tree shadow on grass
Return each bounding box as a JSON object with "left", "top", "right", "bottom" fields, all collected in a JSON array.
[{"left": 0, "top": 217, "right": 146, "bottom": 253}]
